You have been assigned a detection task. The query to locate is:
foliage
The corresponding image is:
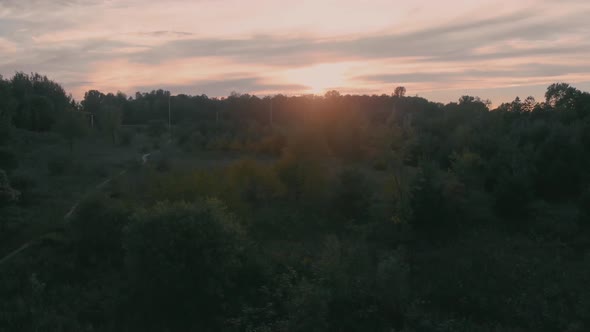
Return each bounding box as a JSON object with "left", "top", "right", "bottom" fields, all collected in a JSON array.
[
  {"left": 223, "top": 159, "right": 285, "bottom": 212},
  {"left": 0, "top": 112, "right": 13, "bottom": 144},
  {"left": 46, "top": 153, "right": 71, "bottom": 176},
  {"left": 8, "top": 72, "right": 70, "bottom": 131},
  {"left": 0, "top": 148, "right": 18, "bottom": 172},
  {"left": 69, "top": 193, "right": 129, "bottom": 266},
  {"left": 394, "top": 86, "right": 406, "bottom": 98},
  {"left": 1, "top": 79, "right": 590, "bottom": 331},
  {"left": 121, "top": 199, "right": 247, "bottom": 331},
  {"left": 333, "top": 168, "right": 371, "bottom": 222},
  {"left": 147, "top": 119, "right": 167, "bottom": 138},
  {"left": 118, "top": 128, "right": 135, "bottom": 146},
  {"left": 54, "top": 110, "right": 88, "bottom": 151},
  {"left": 0, "top": 169, "right": 20, "bottom": 205},
  {"left": 97, "top": 104, "right": 122, "bottom": 144}
]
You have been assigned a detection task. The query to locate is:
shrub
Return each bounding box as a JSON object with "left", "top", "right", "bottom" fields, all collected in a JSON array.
[
  {"left": 0, "top": 112, "right": 12, "bottom": 144},
  {"left": 9, "top": 171, "right": 37, "bottom": 205},
  {"left": 122, "top": 199, "right": 246, "bottom": 330},
  {"left": 93, "top": 164, "right": 109, "bottom": 177},
  {"left": 147, "top": 120, "right": 167, "bottom": 138},
  {"left": 127, "top": 158, "right": 142, "bottom": 171},
  {"left": 151, "top": 140, "right": 160, "bottom": 150},
  {"left": 578, "top": 186, "right": 590, "bottom": 228},
  {"left": 0, "top": 169, "right": 20, "bottom": 205},
  {"left": 155, "top": 157, "right": 171, "bottom": 172},
  {"left": 192, "top": 131, "right": 207, "bottom": 148},
  {"left": 248, "top": 134, "right": 286, "bottom": 155},
  {"left": 47, "top": 154, "right": 71, "bottom": 176},
  {"left": 69, "top": 193, "right": 129, "bottom": 266},
  {"left": 372, "top": 158, "right": 387, "bottom": 171},
  {"left": 333, "top": 168, "right": 371, "bottom": 222},
  {"left": 224, "top": 159, "right": 285, "bottom": 212},
  {"left": 119, "top": 128, "right": 135, "bottom": 146},
  {"left": 174, "top": 124, "right": 192, "bottom": 147},
  {"left": 0, "top": 148, "right": 18, "bottom": 172}
]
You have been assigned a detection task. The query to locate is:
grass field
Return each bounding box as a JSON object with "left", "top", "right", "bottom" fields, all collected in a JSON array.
[{"left": 0, "top": 128, "right": 161, "bottom": 256}]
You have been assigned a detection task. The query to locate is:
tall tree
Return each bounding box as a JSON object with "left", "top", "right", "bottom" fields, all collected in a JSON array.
[
  {"left": 522, "top": 96, "right": 537, "bottom": 112},
  {"left": 0, "top": 77, "right": 16, "bottom": 143},
  {"left": 82, "top": 90, "right": 105, "bottom": 114},
  {"left": 10, "top": 73, "right": 70, "bottom": 130},
  {"left": 394, "top": 86, "right": 407, "bottom": 98},
  {"left": 545, "top": 83, "right": 579, "bottom": 109}
]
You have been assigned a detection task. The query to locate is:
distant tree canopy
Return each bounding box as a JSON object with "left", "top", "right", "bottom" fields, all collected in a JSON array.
[
  {"left": 1, "top": 72, "right": 71, "bottom": 131},
  {"left": 394, "top": 86, "right": 406, "bottom": 98},
  {"left": 1, "top": 72, "right": 589, "bottom": 134}
]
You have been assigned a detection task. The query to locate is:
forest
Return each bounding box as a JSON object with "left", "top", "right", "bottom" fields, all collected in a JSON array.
[{"left": 1, "top": 72, "right": 590, "bottom": 331}]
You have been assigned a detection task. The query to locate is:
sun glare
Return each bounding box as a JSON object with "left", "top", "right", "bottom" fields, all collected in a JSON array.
[{"left": 283, "top": 63, "right": 352, "bottom": 94}]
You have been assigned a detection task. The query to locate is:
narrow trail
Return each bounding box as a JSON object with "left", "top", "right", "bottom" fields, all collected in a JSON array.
[
  {"left": 0, "top": 152, "right": 154, "bottom": 266},
  {"left": 0, "top": 243, "right": 31, "bottom": 266},
  {"left": 63, "top": 153, "right": 150, "bottom": 220}
]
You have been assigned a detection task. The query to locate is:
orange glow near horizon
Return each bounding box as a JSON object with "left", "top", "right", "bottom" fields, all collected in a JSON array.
[
  {"left": 1, "top": 0, "right": 590, "bottom": 104},
  {"left": 283, "top": 63, "right": 353, "bottom": 95}
]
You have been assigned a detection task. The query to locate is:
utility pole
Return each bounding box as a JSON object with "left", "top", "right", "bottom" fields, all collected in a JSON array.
[
  {"left": 168, "top": 94, "right": 171, "bottom": 136},
  {"left": 79, "top": 110, "right": 94, "bottom": 128}
]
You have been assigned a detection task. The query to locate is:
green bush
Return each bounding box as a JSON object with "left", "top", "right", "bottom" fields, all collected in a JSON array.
[
  {"left": 119, "top": 128, "right": 135, "bottom": 146},
  {"left": 93, "top": 164, "right": 109, "bottom": 177},
  {"left": 127, "top": 158, "right": 142, "bottom": 171},
  {"left": 578, "top": 186, "right": 590, "bottom": 228},
  {"left": 189, "top": 131, "right": 207, "bottom": 150},
  {"left": 151, "top": 140, "right": 160, "bottom": 150},
  {"left": 0, "top": 112, "right": 12, "bottom": 144},
  {"left": 122, "top": 199, "right": 247, "bottom": 330},
  {"left": 155, "top": 156, "right": 171, "bottom": 172},
  {"left": 0, "top": 169, "right": 20, "bottom": 205},
  {"left": 333, "top": 168, "right": 371, "bottom": 222},
  {"left": 0, "top": 148, "right": 18, "bottom": 172},
  {"left": 69, "top": 193, "right": 129, "bottom": 266},
  {"left": 147, "top": 120, "right": 167, "bottom": 138},
  {"left": 372, "top": 157, "right": 387, "bottom": 171},
  {"left": 9, "top": 170, "right": 36, "bottom": 205},
  {"left": 47, "top": 154, "right": 71, "bottom": 176}
]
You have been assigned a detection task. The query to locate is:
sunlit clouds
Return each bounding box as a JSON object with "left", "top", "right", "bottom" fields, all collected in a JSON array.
[{"left": 1, "top": 0, "right": 590, "bottom": 103}]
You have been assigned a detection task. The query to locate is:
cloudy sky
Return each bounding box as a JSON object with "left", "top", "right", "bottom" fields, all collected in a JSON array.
[{"left": 1, "top": 0, "right": 590, "bottom": 104}]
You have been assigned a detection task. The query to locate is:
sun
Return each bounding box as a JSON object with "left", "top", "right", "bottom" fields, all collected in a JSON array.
[{"left": 283, "top": 63, "right": 351, "bottom": 94}]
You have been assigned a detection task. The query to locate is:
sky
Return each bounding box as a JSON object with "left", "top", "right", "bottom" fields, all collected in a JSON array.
[{"left": 1, "top": 0, "right": 590, "bottom": 105}]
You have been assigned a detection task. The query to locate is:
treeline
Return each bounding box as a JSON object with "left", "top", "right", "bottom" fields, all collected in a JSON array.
[
  {"left": 2, "top": 73, "right": 589, "bottom": 134},
  {"left": 0, "top": 73, "right": 72, "bottom": 133}
]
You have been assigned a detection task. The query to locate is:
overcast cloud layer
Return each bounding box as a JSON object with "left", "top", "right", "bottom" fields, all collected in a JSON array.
[{"left": 1, "top": 0, "right": 590, "bottom": 104}]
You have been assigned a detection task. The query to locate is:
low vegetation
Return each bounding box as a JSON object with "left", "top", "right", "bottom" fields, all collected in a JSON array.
[{"left": 1, "top": 73, "right": 590, "bottom": 331}]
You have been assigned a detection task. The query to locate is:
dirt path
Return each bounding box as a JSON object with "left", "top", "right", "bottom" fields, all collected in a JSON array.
[
  {"left": 0, "top": 243, "right": 31, "bottom": 266},
  {"left": 63, "top": 153, "right": 151, "bottom": 220},
  {"left": 0, "top": 152, "right": 154, "bottom": 266}
]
